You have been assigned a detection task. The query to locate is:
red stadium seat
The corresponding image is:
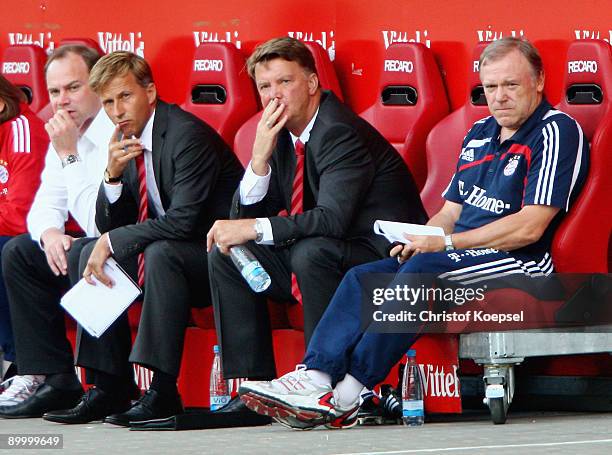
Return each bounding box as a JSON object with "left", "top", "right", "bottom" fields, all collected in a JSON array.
[
  {"left": 233, "top": 41, "right": 344, "bottom": 166},
  {"left": 360, "top": 43, "right": 449, "bottom": 190},
  {"left": 1, "top": 45, "right": 49, "bottom": 113},
  {"left": 181, "top": 43, "right": 259, "bottom": 147},
  {"left": 420, "top": 42, "right": 491, "bottom": 216},
  {"left": 552, "top": 39, "right": 612, "bottom": 274}
]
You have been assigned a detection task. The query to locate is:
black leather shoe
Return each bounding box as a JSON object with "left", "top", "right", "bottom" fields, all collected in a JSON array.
[
  {"left": 218, "top": 395, "right": 256, "bottom": 414},
  {"left": 104, "top": 389, "right": 183, "bottom": 427},
  {"left": 0, "top": 383, "right": 83, "bottom": 419},
  {"left": 42, "top": 387, "right": 135, "bottom": 424}
]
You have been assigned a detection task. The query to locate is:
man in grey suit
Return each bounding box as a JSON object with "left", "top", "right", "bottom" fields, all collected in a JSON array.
[
  {"left": 43, "top": 51, "right": 244, "bottom": 426},
  {"left": 207, "top": 37, "right": 426, "bottom": 384}
]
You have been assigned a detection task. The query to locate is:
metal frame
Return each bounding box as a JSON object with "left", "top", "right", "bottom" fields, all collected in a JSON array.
[{"left": 458, "top": 326, "right": 612, "bottom": 423}]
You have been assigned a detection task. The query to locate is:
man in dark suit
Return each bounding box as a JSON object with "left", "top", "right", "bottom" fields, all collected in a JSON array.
[
  {"left": 43, "top": 51, "right": 244, "bottom": 426},
  {"left": 207, "top": 37, "right": 426, "bottom": 383}
]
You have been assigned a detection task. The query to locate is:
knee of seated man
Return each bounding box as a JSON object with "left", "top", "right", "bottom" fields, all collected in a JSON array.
[
  {"left": 399, "top": 251, "right": 442, "bottom": 274},
  {"left": 290, "top": 236, "right": 342, "bottom": 276},
  {"left": 143, "top": 239, "right": 180, "bottom": 265},
  {"left": 1, "top": 234, "right": 33, "bottom": 267}
]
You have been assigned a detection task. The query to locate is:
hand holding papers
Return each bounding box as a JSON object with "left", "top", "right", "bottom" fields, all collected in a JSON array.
[
  {"left": 373, "top": 220, "right": 444, "bottom": 244},
  {"left": 60, "top": 258, "right": 141, "bottom": 338}
]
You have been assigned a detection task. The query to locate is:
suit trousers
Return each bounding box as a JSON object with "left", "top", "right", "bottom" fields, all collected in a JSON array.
[
  {"left": 1, "top": 234, "right": 93, "bottom": 375},
  {"left": 75, "top": 239, "right": 211, "bottom": 378},
  {"left": 208, "top": 236, "right": 381, "bottom": 379},
  {"left": 0, "top": 236, "right": 16, "bottom": 363}
]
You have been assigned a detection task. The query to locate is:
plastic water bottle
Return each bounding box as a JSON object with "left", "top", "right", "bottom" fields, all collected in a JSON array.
[
  {"left": 401, "top": 349, "right": 425, "bottom": 426},
  {"left": 229, "top": 245, "right": 271, "bottom": 292},
  {"left": 209, "top": 345, "right": 231, "bottom": 411}
]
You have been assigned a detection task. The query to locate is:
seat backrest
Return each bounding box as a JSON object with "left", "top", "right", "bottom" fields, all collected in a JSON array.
[
  {"left": 1, "top": 45, "right": 49, "bottom": 113},
  {"left": 360, "top": 43, "right": 449, "bottom": 190},
  {"left": 420, "top": 42, "right": 491, "bottom": 216},
  {"left": 233, "top": 42, "right": 344, "bottom": 167},
  {"left": 552, "top": 40, "right": 612, "bottom": 273},
  {"left": 181, "top": 43, "right": 258, "bottom": 147},
  {"left": 58, "top": 37, "right": 104, "bottom": 55}
]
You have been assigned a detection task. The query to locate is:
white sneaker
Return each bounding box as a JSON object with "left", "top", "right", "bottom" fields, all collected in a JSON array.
[
  {"left": 0, "top": 375, "right": 45, "bottom": 407},
  {"left": 239, "top": 365, "right": 334, "bottom": 428}
]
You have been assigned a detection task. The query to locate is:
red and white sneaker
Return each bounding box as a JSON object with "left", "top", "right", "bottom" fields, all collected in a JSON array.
[
  {"left": 239, "top": 365, "right": 334, "bottom": 428},
  {"left": 325, "top": 400, "right": 360, "bottom": 429}
]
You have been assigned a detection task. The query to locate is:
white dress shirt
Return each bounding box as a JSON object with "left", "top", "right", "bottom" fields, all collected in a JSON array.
[
  {"left": 27, "top": 109, "right": 115, "bottom": 244},
  {"left": 239, "top": 108, "right": 319, "bottom": 244},
  {"left": 102, "top": 110, "right": 165, "bottom": 217}
]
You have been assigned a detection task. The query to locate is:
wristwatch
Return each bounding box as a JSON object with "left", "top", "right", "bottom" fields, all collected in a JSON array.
[
  {"left": 104, "top": 168, "right": 122, "bottom": 184},
  {"left": 61, "top": 154, "right": 81, "bottom": 168},
  {"left": 253, "top": 219, "right": 264, "bottom": 243},
  {"left": 444, "top": 234, "right": 455, "bottom": 251}
]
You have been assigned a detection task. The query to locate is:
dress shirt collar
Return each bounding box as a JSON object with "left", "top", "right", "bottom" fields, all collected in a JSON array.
[
  {"left": 81, "top": 108, "right": 115, "bottom": 152},
  {"left": 139, "top": 109, "right": 156, "bottom": 151},
  {"left": 289, "top": 107, "right": 319, "bottom": 147}
]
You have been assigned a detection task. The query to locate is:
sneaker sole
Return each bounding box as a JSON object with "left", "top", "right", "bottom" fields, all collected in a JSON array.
[
  {"left": 272, "top": 416, "right": 317, "bottom": 431},
  {"left": 240, "top": 392, "right": 328, "bottom": 426}
]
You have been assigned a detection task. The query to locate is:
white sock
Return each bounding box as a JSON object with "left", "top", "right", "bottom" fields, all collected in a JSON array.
[
  {"left": 306, "top": 369, "right": 332, "bottom": 388},
  {"left": 334, "top": 373, "right": 364, "bottom": 408}
]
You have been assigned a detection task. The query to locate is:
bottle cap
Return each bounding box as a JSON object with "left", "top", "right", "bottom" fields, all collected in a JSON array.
[
  {"left": 213, "top": 345, "right": 220, "bottom": 354},
  {"left": 406, "top": 349, "right": 416, "bottom": 357}
]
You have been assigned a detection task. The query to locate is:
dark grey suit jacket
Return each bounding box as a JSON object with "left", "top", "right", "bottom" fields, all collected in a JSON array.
[
  {"left": 96, "top": 100, "right": 244, "bottom": 261},
  {"left": 232, "top": 90, "right": 427, "bottom": 256}
]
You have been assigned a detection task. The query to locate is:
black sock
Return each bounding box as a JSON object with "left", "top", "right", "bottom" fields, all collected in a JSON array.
[
  {"left": 92, "top": 369, "right": 137, "bottom": 398},
  {"left": 149, "top": 370, "right": 177, "bottom": 396},
  {"left": 45, "top": 373, "right": 82, "bottom": 391},
  {"left": 2, "top": 363, "right": 17, "bottom": 381}
]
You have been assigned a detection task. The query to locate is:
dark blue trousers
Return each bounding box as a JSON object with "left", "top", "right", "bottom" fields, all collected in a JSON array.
[
  {"left": 0, "top": 236, "right": 15, "bottom": 363},
  {"left": 304, "top": 248, "right": 549, "bottom": 389}
]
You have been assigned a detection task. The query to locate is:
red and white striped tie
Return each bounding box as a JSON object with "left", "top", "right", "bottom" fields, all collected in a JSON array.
[
  {"left": 135, "top": 153, "right": 148, "bottom": 288},
  {"left": 290, "top": 140, "right": 305, "bottom": 304}
]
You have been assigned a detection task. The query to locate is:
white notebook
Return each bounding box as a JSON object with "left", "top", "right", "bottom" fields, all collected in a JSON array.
[
  {"left": 373, "top": 219, "right": 444, "bottom": 244},
  {"left": 60, "top": 258, "right": 141, "bottom": 338}
]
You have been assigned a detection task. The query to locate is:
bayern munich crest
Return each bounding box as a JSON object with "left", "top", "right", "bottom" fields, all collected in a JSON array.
[
  {"left": 503, "top": 156, "right": 520, "bottom": 176},
  {"left": 0, "top": 165, "right": 9, "bottom": 184}
]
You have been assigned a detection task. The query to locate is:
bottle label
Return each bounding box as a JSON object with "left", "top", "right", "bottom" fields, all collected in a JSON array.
[
  {"left": 402, "top": 400, "right": 424, "bottom": 417},
  {"left": 210, "top": 395, "right": 231, "bottom": 411}
]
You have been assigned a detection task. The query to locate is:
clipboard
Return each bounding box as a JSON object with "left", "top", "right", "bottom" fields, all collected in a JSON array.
[{"left": 60, "top": 258, "right": 141, "bottom": 338}]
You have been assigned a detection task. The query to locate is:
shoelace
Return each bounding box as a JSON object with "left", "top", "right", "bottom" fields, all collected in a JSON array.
[
  {"left": 272, "top": 364, "right": 311, "bottom": 391},
  {"left": 0, "top": 375, "right": 39, "bottom": 399}
]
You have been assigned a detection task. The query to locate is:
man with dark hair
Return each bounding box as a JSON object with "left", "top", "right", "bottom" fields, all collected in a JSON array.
[
  {"left": 0, "top": 75, "right": 49, "bottom": 390},
  {"left": 42, "top": 51, "right": 243, "bottom": 427},
  {"left": 0, "top": 44, "right": 115, "bottom": 418},
  {"left": 238, "top": 37, "right": 589, "bottom": 430},
  {"left": 207, "top": 37, "right": 426, "bottom": 391}
]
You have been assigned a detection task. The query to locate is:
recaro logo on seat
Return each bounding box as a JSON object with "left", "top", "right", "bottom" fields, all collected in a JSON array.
[
  {"left": 2, "top": 62, "right": 30, "bottom": 74},
  {"left": 194, "top": 59, "right": 224, "bottom": 72},
  {"left": 384, "top": 60, "right": 414, "bottom": 73},
  {"left": 567, "top": 60, "right": 598, "bottom": 74}
]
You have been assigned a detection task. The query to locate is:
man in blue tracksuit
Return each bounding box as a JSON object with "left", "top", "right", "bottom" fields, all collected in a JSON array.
[{"left": 238, "top": 37, "right": 590, "bottom": 429}]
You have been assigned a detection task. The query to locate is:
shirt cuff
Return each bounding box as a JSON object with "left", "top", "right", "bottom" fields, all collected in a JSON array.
[
  {"left": 103, "top": 182, "right": 123, "bottom": 204},
  {"left": 239, "top": 160, "right": 271, "bottom": 205},
  {"left": 256, "top": 217, "right": 274, "bottom": 245},
  {"left": 106, "top": 232, "right": 115, "bottom": 254}
]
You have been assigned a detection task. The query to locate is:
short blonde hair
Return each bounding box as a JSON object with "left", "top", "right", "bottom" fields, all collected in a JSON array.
[
  {"left": 89, "top": 51, "right": 154, "bottom": 93},
  {"left": 479, "top": 37, "right": 543, "bottom": 79}
]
